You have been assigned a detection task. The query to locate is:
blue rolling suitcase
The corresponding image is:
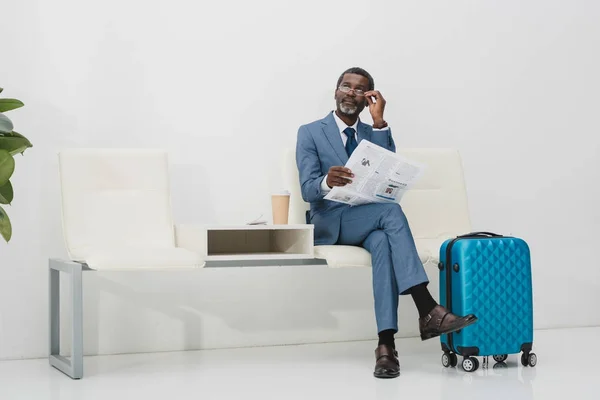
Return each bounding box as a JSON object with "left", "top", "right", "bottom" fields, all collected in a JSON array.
[{"left": 438, "top": 232, "right": 537, "bottom": 372}]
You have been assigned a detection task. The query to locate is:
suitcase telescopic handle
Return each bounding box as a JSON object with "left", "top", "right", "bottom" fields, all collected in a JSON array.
[{"left": 457, "top": 231, "right": 503, "bottom": 238}]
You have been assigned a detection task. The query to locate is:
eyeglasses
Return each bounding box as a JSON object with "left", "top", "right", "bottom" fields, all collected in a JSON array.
[{"left": 338, "top": 85, "right": 365, "bottom": 96}]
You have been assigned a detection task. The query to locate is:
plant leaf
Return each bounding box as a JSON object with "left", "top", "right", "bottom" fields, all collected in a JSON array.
[
  {"left": 0, "top": 113, "right": 14, "bottom": 134},
  {"left": 0, "top": 180, "right": 13, "bottom": 204},
  {"left": 0, "top": 99, "right": 24, "bottom": 113},
  {"left": 0, "top": 131, "right": 33, "bottom": 155},
  {"left": 0, "top": 150, "right": 15, "bottom": 186},
  {"left": 0, "top": 204, "right": 12, "bottom": 242},
  {"left": 0, "top": 88, "right": 3, "bottom": 94},
  {"left": 6, "top": 131, "right": 32, "bottom": 142}
]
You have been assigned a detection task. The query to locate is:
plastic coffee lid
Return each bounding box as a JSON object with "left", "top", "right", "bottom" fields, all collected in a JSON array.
[{"left": 272, "top": 190, "right": 290, "bottom": 196}]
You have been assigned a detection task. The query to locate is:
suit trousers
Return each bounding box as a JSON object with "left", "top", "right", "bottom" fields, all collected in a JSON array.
[{"left": 337, "top": 203, "right": 429, "bottom": 333}]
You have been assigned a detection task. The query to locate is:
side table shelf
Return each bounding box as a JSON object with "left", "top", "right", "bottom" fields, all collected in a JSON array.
[{"left": 201, "top": 224, "right": 314, "bottom": 261}]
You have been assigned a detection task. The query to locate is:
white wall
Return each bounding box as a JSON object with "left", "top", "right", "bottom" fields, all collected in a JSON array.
[{"left": 1, "top": 0, "right": 599, "bottom": 360}]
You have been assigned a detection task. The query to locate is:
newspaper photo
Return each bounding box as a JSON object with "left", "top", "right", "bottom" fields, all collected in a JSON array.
[{"left": 324, "top": 140, "right": 425, "bottom": 206}]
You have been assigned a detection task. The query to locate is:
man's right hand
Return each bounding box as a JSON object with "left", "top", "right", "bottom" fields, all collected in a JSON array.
[{"left": 326, "top": 166, "right": 354, "bottom": 188}]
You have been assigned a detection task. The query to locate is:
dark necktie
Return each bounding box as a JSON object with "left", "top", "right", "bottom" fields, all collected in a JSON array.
[{"left": 343, "top": 127, "right": 357, "bottom": 157}]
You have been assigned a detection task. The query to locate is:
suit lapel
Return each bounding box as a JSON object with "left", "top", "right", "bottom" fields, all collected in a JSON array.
[
  {"left": 357, "top": 122, "right": 371, "bottom": 145},
  {"left": 321, "top": 112, "right": 349, "bottom": 165}
]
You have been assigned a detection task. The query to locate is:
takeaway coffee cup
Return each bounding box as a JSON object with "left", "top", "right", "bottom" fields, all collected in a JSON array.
[{"left": 271, "top": 191, "right": 290, "bottom": 225}]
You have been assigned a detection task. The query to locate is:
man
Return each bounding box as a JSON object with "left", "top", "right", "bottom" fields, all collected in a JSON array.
[{"left": 295, "top": 67, "right": 477, "bottom": 379}]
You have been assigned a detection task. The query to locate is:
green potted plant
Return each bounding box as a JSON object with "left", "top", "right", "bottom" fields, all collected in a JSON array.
[{"left": 0, "top": 87, "right": 33, "bottom": 242}]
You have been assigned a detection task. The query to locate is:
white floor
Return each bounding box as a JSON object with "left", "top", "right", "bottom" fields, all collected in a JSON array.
[{"left": 1, "top": 327, "right": 597, "bottom": 400}]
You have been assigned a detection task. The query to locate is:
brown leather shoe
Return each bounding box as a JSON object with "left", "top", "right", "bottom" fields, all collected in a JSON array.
[
  {"left": 374, "top": 344, "right": 400, "bottom": 378},
  {"left": 419, "top": 305, "right": 478, "bottom": 341}
]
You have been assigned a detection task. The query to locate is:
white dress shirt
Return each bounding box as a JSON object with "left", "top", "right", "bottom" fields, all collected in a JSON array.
[{"left": 321, "top": 111, "right": 390, "bottom": 194}]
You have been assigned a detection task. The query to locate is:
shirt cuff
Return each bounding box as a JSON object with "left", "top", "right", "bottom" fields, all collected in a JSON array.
[
  {"left": 321, "top": 175, "right": 331, "bottom": 194},
  {"left": 372, "top": 126, "right": 390, "bottom": 131}
]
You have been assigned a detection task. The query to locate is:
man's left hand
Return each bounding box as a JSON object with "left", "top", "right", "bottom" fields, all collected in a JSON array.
[{"left": 365, "top": 90, "right": 387, "bottom": 128}]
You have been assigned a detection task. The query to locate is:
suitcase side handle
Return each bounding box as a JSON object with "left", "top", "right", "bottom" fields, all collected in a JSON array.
[{"left": 457, "top": 231, "right": 503, "bottom": 238}]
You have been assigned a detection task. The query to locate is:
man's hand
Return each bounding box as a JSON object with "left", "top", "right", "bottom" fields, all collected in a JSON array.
[
  {"left": 365, "top": 90, "right": 387, "bottom": 128},
  {"left": 326, "top": 166, "right": 354, "bottom": 188}
]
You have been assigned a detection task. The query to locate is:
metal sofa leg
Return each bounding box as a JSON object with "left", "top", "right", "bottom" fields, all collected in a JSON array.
[{"left": 48, "top": 258, "right": 84, "bottom": 379}]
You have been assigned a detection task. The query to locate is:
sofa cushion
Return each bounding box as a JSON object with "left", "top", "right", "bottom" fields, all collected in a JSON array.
[
  {"left": 314, "top": 239, "right": 439, "bottom": 268},
  {"left": 83, "top": 247, "right": 204, "bottom": 270},
  {"left": 58, "top": 149, "right": 176, "bottom": 262}
]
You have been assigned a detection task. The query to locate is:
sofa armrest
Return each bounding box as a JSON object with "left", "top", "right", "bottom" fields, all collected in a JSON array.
[{"left": 174, "top": 224, "right": 207, "bottom": 258}]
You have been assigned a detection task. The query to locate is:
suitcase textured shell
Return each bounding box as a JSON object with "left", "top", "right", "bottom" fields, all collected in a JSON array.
[{"left": 439, "top": 236, "right": 533, "bottom": 357}]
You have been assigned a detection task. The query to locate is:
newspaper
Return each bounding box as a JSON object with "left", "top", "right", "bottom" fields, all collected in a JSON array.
[{"left": 324, "top": 140, "right": 425, "bottom": 206}]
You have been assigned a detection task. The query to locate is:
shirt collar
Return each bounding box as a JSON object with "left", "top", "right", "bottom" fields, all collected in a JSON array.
[{"left": 332, "top": 111, "right": 359, "bottom": 135}]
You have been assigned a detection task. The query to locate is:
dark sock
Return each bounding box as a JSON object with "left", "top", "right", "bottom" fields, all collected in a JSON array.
[
  {"left": 410, "top": 283, "right": 438, "bottom": 319},
  {"left": 378, "top": 329, "right": 396, "bottom": 348}
]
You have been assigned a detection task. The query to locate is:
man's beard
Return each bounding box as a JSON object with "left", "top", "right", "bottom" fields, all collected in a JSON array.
[
  {"left": 339, "top": 103, "right": 358, "bottom": 115},
  {"left": 338, "top": 98, "right": 359, "bottom": 115}
]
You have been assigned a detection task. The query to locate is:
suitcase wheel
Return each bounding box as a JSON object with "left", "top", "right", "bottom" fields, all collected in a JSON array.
[
  {"left": 462, "top": 356, "right": 479, "bottom": 372},
  {"left": 441, "top": 352, "right": 458, "bottom": 368},
  {"left": 493, "top": 354, "right": 508, "bottom": 363},
  {"left": 521, "top": 352, "right": 537, "bottom": 367}
]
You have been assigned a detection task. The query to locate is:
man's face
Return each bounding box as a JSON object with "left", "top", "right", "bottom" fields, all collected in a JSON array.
[{"left": 335, "top": 73, "right": 369, "bottom": 116}]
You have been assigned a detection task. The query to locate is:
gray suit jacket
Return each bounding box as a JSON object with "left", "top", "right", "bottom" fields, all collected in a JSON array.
[{"left": 295, "top": 111, "right": 396, "bottom": 245}]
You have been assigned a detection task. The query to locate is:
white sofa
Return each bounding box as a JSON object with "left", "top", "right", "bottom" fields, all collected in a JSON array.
[
  {"left": 49, "top": 147, "right": 472, "bottom": 380},
  {"left": 283, "top": 147, "right": 472, "bottom": 276}
]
